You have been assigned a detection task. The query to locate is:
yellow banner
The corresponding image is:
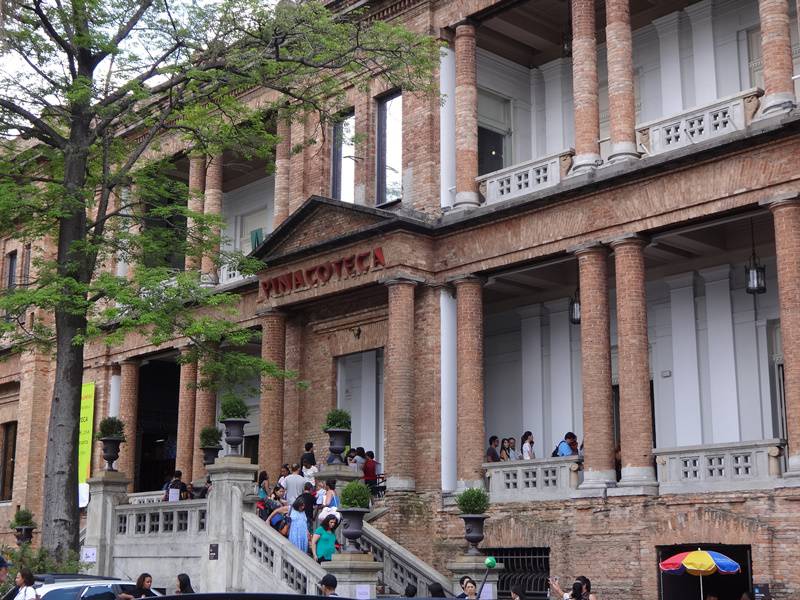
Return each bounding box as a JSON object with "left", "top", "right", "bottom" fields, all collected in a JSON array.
[{"left": 78, "top": 382, "right": 96, "bottom": 484}]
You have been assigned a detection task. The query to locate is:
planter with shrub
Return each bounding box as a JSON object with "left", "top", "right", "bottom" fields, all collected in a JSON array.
[
  {"left": 455, "top": 487, "right": 490, "bottom": 555},
  {"left": 199, "top": 426, "right": 223, "bottom": 465},
  {"left": 322, "top": 408, "right": 351, "bottom": 465},
  {"left": 339, "top": 480, "right": 371, "bottom": 552},
  {"left": 10, "top": 508, "right": 37, "bottom": 546},
  {"left": 219, "top": 396, "right": 250, "bottom": 455},
  {"left": 95, "top": 417, "right": 126, "bottom": 471}
]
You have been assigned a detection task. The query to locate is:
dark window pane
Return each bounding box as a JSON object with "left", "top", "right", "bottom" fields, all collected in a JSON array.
[
  {"left": 0, "top": 421, "right": 16, "bottom": 501},
  {"left": 478, "top": 127, "right": 505, "bottom": 176},
  {"left": 6, "top": 251, "right": 17, "bottom": 289},
  {"left": 377, "top": 92, "right": 402, "bottom": 204},
  {"left": 41, "top": 586, "right": 85, "bottom": 600}
]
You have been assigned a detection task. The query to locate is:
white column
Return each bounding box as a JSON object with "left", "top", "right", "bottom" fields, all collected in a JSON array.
[
  {"left": 755, "top": 319, "right": 774, "bottom": 438},
  {"left": 360, "top": 350, "right": 378, "bottom": 454},
  {"left": 699, "top": 266, "right": 740, "bottom": 443},
  {"left": 109, "top": 372, "right": 121, "bottom": 417},
  {"left": 518, "top": 305, "right": 545, "bottom": 456},
  {"left": 653, "top": 12, "right": 684, "bottom": 115},
  {"left": 440, "top": 288, "right": 458, "bottom": 493},
  {"left": 541, "top": 58, "right": 570, "bottom": 154},
  {"left": 665, "top": 273, "right": 703, "bottom": 446},
  {"left": 440, "top": 45, "right": 456, "bottom": 209},
  {"left": 732, "top": 289, "right": 764, "bottom": 441},
  {"left": 546, "top": 299, "right": 574, "bottom": 451},
  {"left": 684, "top": 0, "right": 718, "bottom": 105}
]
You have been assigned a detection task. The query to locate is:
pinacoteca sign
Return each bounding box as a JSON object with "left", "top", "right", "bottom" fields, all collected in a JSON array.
[{"left": 261, "top": 247, "right": 386, "bottom": 298}]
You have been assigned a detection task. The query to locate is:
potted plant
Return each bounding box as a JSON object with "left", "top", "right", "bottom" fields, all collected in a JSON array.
[
  {"left": 456, "top": 487, "right": 490, "bottom": 555},
  {"left": 322, "top": 408, "right": 351, "bottom": 465},
  {"left": 339, "top": 480, "right": 371, "bottom": 552},
  {"left": 219, "top": 395, "right": 249, "bottom": 455},
  {"left": 95, "top": 416, "right": 126, "bottom": 471},
  {"left": 199, "top": 426, "right": 223, "bottom": 465},
  {"left": 10, "top": 508, "right": 36, "bottom": 546}
]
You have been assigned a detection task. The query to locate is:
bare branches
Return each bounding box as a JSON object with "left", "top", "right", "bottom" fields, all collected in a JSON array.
[{"left": 0, "top": 98, "right": 68, "bottom": 148}]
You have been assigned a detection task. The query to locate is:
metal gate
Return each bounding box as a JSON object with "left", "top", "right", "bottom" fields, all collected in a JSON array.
[{"left": 481, "top": 547, "right": 551, "bottom": 600}]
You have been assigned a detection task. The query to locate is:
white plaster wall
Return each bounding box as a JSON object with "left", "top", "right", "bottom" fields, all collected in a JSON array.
[
  {"left": 221, "top": 176, "right": 275, "bottom": 254},
  {"left": 483, "top": 258, "right": 781, "bottom": 454}
]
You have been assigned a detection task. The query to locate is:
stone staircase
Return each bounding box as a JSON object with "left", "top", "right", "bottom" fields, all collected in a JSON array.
[{"left": 84, "top": 458, "right": 453, "bottom": 596}]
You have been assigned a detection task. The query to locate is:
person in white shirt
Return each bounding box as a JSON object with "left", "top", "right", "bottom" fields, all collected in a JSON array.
[
  {"left": 14, "top": 569, "right": 36, "bottom": 600},
  {"left": 302, "top": 459, "right": 318, "bottom": 485},
  {"left": 507, "top": 438, "right": 520, "bottom": 460},
  {"left": 283, "top": 464, "right": 307, "bottom": 504},
  {"left": 521, "top": 431, "right": 535, "bottom": 460}
]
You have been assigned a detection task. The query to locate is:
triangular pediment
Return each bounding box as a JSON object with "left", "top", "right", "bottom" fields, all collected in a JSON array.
[{"left": 253, "top": 196, "right": 399, "bottom": 262}]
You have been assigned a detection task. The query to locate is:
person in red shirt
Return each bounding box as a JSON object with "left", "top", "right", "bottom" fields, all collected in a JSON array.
[{"left": 363, "top": 450, "right": 378, "bottom": 491}]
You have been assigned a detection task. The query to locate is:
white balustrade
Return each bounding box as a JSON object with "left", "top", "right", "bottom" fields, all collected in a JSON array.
[
  {"left": 654, "top": 439, "right": 785, "bottom": 494},
  {"left": 484, "top": 457, "right": 582, "bottom": 503},
  {"left": 126, "top": 490, "right": 164, "bottom": 505},
  {"left": 241, "top": 512, "right": 326, "bottom": 595},
  {"left": 360, "top": 522, "right": 452, "bottom": 596},
  {"left": 476, "top": 150, "right": 574, "bottom": 205},
  {"left": 219, "top": 263, "right": 243, "bottom": 284},
  {"left": 637, "top": 88, "right": 762, "bottom": 156},
  {"left": 114, "top": 498, "right": 208, "bottom": 536}
]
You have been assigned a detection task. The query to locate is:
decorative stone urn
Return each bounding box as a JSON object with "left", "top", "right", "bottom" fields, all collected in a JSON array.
[
  {"left": 221, "top": 418, "right": 249, "bottom": 455},
  {"left": 99, "top": 437, "right": 124, "bottom": 471},
  {"left": 200, "top": 445, "right": 223, "bottom": 466},
  {"left": 460, "top": 514, "right": 488, "bottom": 556},
  {"left": 340, "top": 507, "right": 370, "bottom": 552},
  {"left": 325, "top": 427, "right": 351, "bottom": 465}
]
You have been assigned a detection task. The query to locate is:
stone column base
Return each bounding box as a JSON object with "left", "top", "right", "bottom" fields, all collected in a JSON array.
[
  {"left": 326, "top": 553, "right": 384, "bottom": 598},
  {"left": 758, "top": 92, "right": 796, "bottom": 117},
  {"left": 608, "top": 466, "right": 658, "bottom": 496},
  {"left": 608, "top": 141, "right": 640, "bottom": 163},
  {"left": 447, "top": 555, "right": 504, "bottom": 599},
  {"left": 454, "top": 191, "right": 481, "bottom": 209},
  {"left": 571, "top": 153, "right": 603, "bottom": 174},
  {"left": 778, "top": 453, "right": 800, "bottom": 487},
  {"left": 574, "top": 469, "right": 617, "bottom": 498}
]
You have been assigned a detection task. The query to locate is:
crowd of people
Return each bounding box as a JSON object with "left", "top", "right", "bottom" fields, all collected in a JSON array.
[
  {"left": 160, "top": 470, "right": 211, "bottom": 501},
  {"left": 485, "top": 432, "right": 581, "bottom": 463}
]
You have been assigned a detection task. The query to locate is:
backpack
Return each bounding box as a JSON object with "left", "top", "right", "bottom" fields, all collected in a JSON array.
[{"left": 551, "top": 443, "right": 561, "bottom": 458}]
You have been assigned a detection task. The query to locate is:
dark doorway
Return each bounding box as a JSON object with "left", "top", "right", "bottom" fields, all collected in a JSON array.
[
  {"left": 482, "top": 547, "right": 550, "bottom": 600},
  {"left": 478, "top": 127, "right": 506, "bottom": 175},
  {"left": 658, "top": 544, "right": 752, "bottom": 600},
  {"left": 243, "top": 435, "right": 259, "bottom": 465},
  {"left": 136, "top": 359, "right": 180, "bottom": 491}
]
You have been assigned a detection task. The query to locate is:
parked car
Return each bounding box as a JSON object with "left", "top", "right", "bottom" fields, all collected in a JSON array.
[{"left": 2, "top": 575, "right": 162, "bottom": 600}]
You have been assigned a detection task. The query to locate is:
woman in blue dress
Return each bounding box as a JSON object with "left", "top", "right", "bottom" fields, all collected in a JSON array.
[{"left": 287, "top": 496, "right": 309, "bottom": 553}]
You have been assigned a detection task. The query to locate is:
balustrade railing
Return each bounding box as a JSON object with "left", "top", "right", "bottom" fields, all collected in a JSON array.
[
  {"left": 484, "top": 456, "right": 583, "bottom": 503},
  {"left": 241, "top": 512, "right": 326, "bottom": 595},
  {"left": 127, "top": 490, "right": 164, "bottom": 505},
  {"left": 114, "top": 498, "right": 208, "bottom": 536},
  {"left": 637, "top": 88, "right": 762, "bottom": 156},
  {"left": 654, "top": 439, "right": 785, "bottom": 494},
  {"left": 476, "top": 150, "right": 574, "bottom": 205},
  {"left": 360, "top": 522, "right": 452, "bottom": 596}
]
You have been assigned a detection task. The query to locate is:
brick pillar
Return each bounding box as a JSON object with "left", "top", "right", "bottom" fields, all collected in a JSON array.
[
  {"left": 289, "top": 119, "right": 307, "bottom": 213},
  {"left": 610, "top": 236, "right": 657, "bottom": 494},
  {"left": 192, "top": 359, "right": 217, "bottom": 482},
  {"left": 571, "top": 0, "right": 602, "bottom": 173},
  {"left": 283, "top": 318, "right": 303, "bottom": 463},
  {"left": 384, "top": 278, "right": 417, "bottom": 491},
  {"left": 454, "top": 276, "right": 484, "bottom": 488},
  {"left": 453, "top": 23, "right": 480, "bottom": 209},
  {"left": 273, "top": 118, "right": 291, "bottom": 227},
  {"left": 605, "top": 0, "right": 638, "bottom": 162},
  {"left": 757, "top": 0, "right": 797, "bottom": 114},
  {"left": 260, "top": 311, "right": 286, "bottom": 479},
  {"left": 185, "top": 154, "right": 206, "bottom": 271},
  {"left": 575, "top": 245, "right": 616, "bottom": 493},
  {"left": 200, "top": 154, "right": 223, "bottom": 283},
  {"left": 762, "top": 193, "right": 800, "bottom": 477},
  {"left": 117, "top": 361, "right": 139, "bottom": 491},
  {"left": 175, "top": 348, "right": 197, "bottom": 477}
]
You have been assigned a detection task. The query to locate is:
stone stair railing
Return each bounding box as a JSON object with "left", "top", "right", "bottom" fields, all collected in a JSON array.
[
  {"left": 360, "top": 522, "right": 453, "bottom": 596},
  {"left": 241, "top": 512, "right": 327, "bottom": 594}
]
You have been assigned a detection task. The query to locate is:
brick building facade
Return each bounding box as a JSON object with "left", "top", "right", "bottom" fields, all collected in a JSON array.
[{"left": 2, "top": 0, "right": 800, "bottom": 598}]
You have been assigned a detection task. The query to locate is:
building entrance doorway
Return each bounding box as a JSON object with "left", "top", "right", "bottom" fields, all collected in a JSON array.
[
  {"left": 658, "top": 544, "right": 752, "bottom": 600},
  {"left": 136, "top": 359, "right": 180, "bottom": 491},
  {"left": 482, "top": 547, "right": 550, "bottom": 600},
  {"left": 336, "top": 349, "right": 384, "bottom": 465}
]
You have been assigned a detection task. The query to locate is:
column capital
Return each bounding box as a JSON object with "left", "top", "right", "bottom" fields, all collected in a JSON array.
[
  {"left": 570, "top": 241, "right": 607, "bottom": 256},
  {"left": 255, "top": 305, "right": 287, "bottom": 318},
  {"left": 454, "top": 19, "right": 478, "bottom": 33},
  {"left": 448, "top": 274, "right": 485, "bottom": 287},
  {"left": 683, "top": 0, "right": 713, "bottom": 23},
  {"left": 760, "top": 191, "right": 800, "bottom": 210},
  {"left": 652, "top": 11, "right": 682, "bottom": 37},
  {"left": 381, "top": 273, "right": 425, "bottom": 287},
  {"left": 608, "top": 232, "right": 649, "bottom": 249}
]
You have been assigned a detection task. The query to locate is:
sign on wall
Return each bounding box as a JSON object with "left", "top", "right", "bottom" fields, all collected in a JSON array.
[{"left": 78, "top": 382, "right": 95, "bottom": 508}]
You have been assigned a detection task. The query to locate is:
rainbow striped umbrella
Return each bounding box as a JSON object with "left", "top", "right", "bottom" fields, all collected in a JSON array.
[{"left": 659, "top": 549, "right": 740, "bottom": 599}]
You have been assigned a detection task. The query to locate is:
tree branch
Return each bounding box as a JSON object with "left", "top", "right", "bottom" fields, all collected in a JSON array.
[{"left": 0, "top": 98, "right": 67, "bottom": 148}]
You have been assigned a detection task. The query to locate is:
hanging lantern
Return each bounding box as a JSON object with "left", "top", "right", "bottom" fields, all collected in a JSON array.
[
  {"left": 745, "top": 219, "right": 766, "bottom": 295},
  {"left": 569, "top": 291, "right": 581, "bottom": 325}
]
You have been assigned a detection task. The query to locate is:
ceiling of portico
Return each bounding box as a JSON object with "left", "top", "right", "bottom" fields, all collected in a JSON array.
[
  {"left": 475, "top": 0, "right": 694, "bottom": 67},
  {"left": 484, "top": 208, "right": 776, "bottom": 311},
  {"left": 168, "top": 150, "right": 272, "bottom": 193}
]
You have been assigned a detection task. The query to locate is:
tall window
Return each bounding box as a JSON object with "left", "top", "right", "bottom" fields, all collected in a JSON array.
[
  {"left": 332, "top": 111, "right": 356, "bottom": 204},
  {"left": 478, "top": 89, "right": 511, "bottom": 176},
  {"left": 21, "top": 244, "right": 31, "bottom": 286},
  {"left": 5, "top": 251, "right": 17, "bottom": 290},
  {"left": 0, "top": 421, "right": 16, "bottom": 501},
  {"left": 377, "top": 92, "right": 402, "bottom": 205}
]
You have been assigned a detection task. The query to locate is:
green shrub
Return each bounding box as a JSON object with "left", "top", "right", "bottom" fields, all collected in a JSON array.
[
  {"left": 455, "top": 488, "right": 489, "bottom": 515},
  {"left": 199, "top": 426, "right": 223, "bottom": 447},
  {"left": 322, "top": 408, "right": 351, "bottom": 431},
  {"left": 340, "top": 481, "right": 371, "bottom": 509},
  {"left": 10, "top": 508, "right": 36, "bottom": 529},
  {"left": 219, "top": 395, "right": 249, "bottom": 420},
  {"left": 0, "top": 545, "right": 82, "bottom": 595},
  {"left": 95, "top": 416, "right": 125, "bottom": 441}
]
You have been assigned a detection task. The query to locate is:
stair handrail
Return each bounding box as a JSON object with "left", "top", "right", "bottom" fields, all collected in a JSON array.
[
  {"left": 242, "top": 512, "right": 327, "bottom": 595},
  {"left": 361, "top": 522, "right": 452, "bottom": 596}
]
